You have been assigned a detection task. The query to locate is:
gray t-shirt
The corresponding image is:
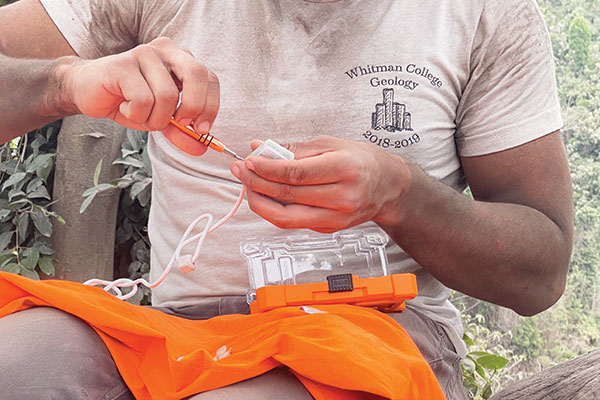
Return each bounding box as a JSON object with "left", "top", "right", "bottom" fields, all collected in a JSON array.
[{"left": 40, "top": 0, "right": 563, "bottom": 357}]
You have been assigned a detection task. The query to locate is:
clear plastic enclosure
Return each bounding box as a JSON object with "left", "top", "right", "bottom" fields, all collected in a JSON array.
[{"left": 241, "top": 227, "right": 390, "bottom": 304}]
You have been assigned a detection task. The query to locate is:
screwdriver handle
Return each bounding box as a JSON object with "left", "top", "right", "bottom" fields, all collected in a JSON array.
[{"left": 168, "top": 118, "right": 225, "bottom": 153}]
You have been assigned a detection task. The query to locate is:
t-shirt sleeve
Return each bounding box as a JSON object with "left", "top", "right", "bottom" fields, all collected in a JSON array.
[
  {"left": 38, "top": 0, "right": 182, "bottom": 59},
  {"left": 38, "top": 0, "right": 141, "bottom": 59},
  {"left": 454, "top": 0, "right": 563, "bottom": 157}
]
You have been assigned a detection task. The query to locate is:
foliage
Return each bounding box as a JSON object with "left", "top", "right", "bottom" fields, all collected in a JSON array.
[
  {"left": 568, "top": 14, "right": 592, "bottom": 73},
  {"left": 511, "top": 317, "right": 543, "bottom": 360},
  {"left": 81, "top": 130, "right": 152, "bottom": 305},
  {"left": 0, "top": 124, "right": 62, "bottom": 279},
  {"left": 461, "top": 313, "right": 514, "bottom": 400}
]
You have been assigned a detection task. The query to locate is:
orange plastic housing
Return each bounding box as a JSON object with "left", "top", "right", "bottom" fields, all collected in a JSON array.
[{"left": 249, "top": 273, "right": 418, "bottom": 314}]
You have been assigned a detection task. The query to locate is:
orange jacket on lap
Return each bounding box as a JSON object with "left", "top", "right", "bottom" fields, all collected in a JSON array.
[{"left": 0, "top": 272, "right": 445, "bottom": 400}]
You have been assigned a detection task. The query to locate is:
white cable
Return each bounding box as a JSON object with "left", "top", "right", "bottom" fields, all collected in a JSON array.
[{"left": 83, "top": 187, "right": 246, "bottom": 300}]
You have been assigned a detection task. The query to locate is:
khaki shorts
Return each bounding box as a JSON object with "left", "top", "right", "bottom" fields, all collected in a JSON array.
[{"left": 0, "top": 298, "right": 467, "bottom": 399}]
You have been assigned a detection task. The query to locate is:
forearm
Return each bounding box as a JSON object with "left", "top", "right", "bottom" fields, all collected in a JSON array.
[
  {"left": 378, "top": 164, "right": 572, "bottom": 316},
  {"left": 0, "top": 53, "right": 77, "bottom": 143}
]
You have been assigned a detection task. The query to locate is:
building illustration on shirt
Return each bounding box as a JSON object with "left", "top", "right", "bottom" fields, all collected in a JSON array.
[{"left": 371, "top": 89, "right": 413, "bottom": 132}]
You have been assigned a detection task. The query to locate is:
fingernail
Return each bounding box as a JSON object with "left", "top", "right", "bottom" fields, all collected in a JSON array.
[
  {"left": 245, "top": 159, "right": 255, "bottom": 171},
  {"left": 196, "top": 120, "right": 210, "bottom": 133},
  {"left": 231, "top": 164, "right": 240, "bottom": 178}
]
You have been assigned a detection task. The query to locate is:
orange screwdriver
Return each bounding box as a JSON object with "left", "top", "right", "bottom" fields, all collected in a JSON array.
[{"left": 168, "top": 117, "right": 244, "bottom": 161}]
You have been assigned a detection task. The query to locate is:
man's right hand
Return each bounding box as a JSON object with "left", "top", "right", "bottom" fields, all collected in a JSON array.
[
  {"left": 61, "top": 37, "right": 220, "bottom": 156},
  {"left": 0, "top": 0, "right": 220, "bottom": 155}
]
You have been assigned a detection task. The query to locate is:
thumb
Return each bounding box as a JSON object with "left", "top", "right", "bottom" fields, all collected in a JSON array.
[{"left": 250, "top": 139, "right": 263, "bottom": 151}]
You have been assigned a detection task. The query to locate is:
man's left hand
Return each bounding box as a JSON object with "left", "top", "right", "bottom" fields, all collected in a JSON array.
[{"left": 230, "top": 136, "right": 411, "bottom": 233}]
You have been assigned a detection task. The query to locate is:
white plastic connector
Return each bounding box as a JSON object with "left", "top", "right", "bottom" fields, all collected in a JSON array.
[{"left": 249, "top": 139, "right": 294, "bottom": 160}]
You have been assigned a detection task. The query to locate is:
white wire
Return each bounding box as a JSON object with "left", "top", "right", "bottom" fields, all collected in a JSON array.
[{"left": 83, "top": 187, "right": 246, "bottom": 300}]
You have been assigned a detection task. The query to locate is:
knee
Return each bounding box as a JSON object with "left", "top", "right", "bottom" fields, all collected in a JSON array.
[{"left": 0, "top": 307, "right": 132, "bottom": 400}]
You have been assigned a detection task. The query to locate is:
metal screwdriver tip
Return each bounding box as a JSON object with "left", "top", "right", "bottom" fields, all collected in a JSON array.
[{"left": 224, "top": 147, "right": 244, "bottom": 161}]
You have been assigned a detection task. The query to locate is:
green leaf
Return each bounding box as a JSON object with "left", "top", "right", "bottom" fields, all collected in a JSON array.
[
  {"left": 2, "top": 263, "right": 20, "bottom": 274},
  {"left": 23, "top": 153, "right": 35, "bottom": 169},
  {"left": 93, "top": 159, "right": 103, "bottom": 187},
  {"left": 482, "top": 382, "right": 492, "bottom": 399},
  {"left": 19, "top": 266, "right": 39, "bottom": 280},
  {"left": 470, "top": 351, "right": 493, "bottom": 357},
  {"left": 16, "top": 213, "right": 29, "bottom": 240},
  {"left": 461, "top": 357, "right": 476, "bottom": 373},
  {"left": 128, "top": 260, "right": 143, "bottom": 276},
  {"left": 131, "top": 239, "right": 150, "bottom": 263},
  {"left": 2, "top": 172, "right": 27, "bottom": 191},
  {"left": 121, "top": 148, "right": 139, "bottom": 158},
  {"left": 26, "top": 153, "right": 54, "bottom": 173},
  {"left": 130, "top": 180, "right": 151, "bottom": 200},
  {"left": 28, "top": 185, "right": 51, "bottom": 200},
  {"left": 0, "top": 253, "right": 15, "bottom": 267},
  {"left": 45, "top": 210, "right": 65, "bottom": 225},
  {"left": 29, "top": 138, "right": 42, "bottom": 155},
  {"left": 116, "top": 177, "right": 135, "bottom": 189},
  {"left": 45, "top": 126, "right": 55, "bottom": 140},
  {"left": 141, "top": 146, "right": 152, "bottom": 175},
  {"left": 0, "top": 159, "right": 17, "bottom": 173},
  {"left": 31, "top": 211, "right": 53, "bottom": 237},
  {"left": 476, "top": 354, "right": 509, "bottom": 370},
  {"left": 8, "top": 198, "right": 31, "bottom": 208},
  {"left": 0, "top": 209, "right": 10, "bottom": 220},
  {"left": 82, "top": 186, "right": 100, "bottom": 197},
  {"left": 26, "top": 177, "right": 43, "bottom": 193},
  {"left": 36, "top": 159, "right": 54, "bottom": 182},
  {"left": 137, "top": 186, "right": 151, "bottom": 207},
  {"left": 0, "top": 231, "right": 13, "bottom": 251},
  {"left": 80, "top": 191, "right": 97, "bottom": 214},
  {"left": 32, "top": 240, "right": 53, "bottom": 255},
  {"left": 8, "top": 189, "right": 26, "bottom": 202},
  {"left": 21, "top": 248, "right": 40, "bottom": 270},
  {"left": 475, "top": 361, "right": 487, "bottom": 380},
  {"left": 0, "top": 160, "right": 17, "bottom": 174},
  {"left": 113, "top": 157, "right": 144, "bottom": 169},
  {"left": 96, "top": 183, "right": 116, "bottom": 192},
  {"left": 127, "top": 129, "right": 144, "bottom": 151},
  {"left": 38, "top": 256, "right": 55, "bottom": 276}
]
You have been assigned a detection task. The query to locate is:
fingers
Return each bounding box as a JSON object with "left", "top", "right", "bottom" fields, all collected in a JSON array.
[
  {"left": 136, "top": 46, "right": 180, "bottom": 130},
  {"left": 281, "top": 135, "right": 339, "bottom": 159},
  {"left": 115, "top": 68, "right": 154, "bottom": 125},
  {"left": 245, "top": 189, "right": 364, "bottom": 232},
  {"left": 202, "top": 71, "right": 220, "bottom": 129},
  {"left": 249, "top": 140, "right": 262, "bottom": 151},
  {"left": 240, "top": 136, "right": 353, "bottom": 186},
  {"left": 113, "top": 38, "right": 220, "bottom": 135},
  {"left": 167, "top": 51, "right": 208, "bottom": 124},
  {"left": 239, "top": 150, "right": 359, "bottom": 186},
  {"left": 152, "top": 37, "right": 220, "bottom": 131},
  {"left": 233, "top": 159, "right": 364, "bottom": 211}
]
